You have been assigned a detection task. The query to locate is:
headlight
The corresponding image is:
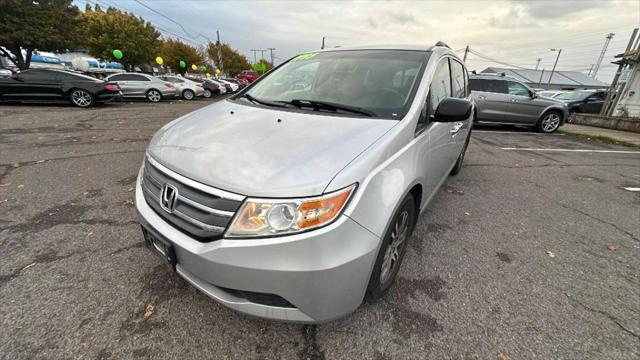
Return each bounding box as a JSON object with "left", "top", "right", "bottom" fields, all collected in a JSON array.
[{"left": 226, "top": 184, "right": 356, "bottom": 237}]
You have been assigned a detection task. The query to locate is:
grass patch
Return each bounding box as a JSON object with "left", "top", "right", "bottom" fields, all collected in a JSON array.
[{"left": 566, "top": 133, "right": 628, "bottom": 146}]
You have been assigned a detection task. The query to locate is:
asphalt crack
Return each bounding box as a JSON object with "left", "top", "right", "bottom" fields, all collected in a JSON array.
[
  {"left": 556, "top": 202, "right": 639, "bottom": 243},
  {"left": 567, "top": 296, "right": 640, "bottom": 340},
  {"left": 298, "top": 325, "right": 325, "bottom": 360}
]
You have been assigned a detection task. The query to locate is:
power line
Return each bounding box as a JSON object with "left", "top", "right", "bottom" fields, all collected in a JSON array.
[{"left": 132, "top": 0, "right": 212, "bottom": 42}]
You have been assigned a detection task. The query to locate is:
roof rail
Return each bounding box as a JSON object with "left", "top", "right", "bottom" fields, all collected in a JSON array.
[{"left": 434, "top": 41, "right": 451, "bottom": 49}]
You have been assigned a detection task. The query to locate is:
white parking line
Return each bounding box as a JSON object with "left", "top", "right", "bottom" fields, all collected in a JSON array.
[
  {"left": 474, "top": 130, "right": 565, "bottom": 135},
  {"left": 501, "top": 147, "right": 640, "bottom": 154}
]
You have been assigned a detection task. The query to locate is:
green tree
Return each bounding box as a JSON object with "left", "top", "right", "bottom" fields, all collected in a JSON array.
[
  {"left": 79, "top": 5, "right": 161, "bottom": 68},
  {"left": 207, "top": 42, "right": 251, "bottom": 77},
  {"left": 257, "top": 59, "right": 274, "bottom": 72},
  {"left": 0, "top": 0, "right": 81, "bottom": 70},
  {"left": 160, "top": 38, "right": 205, "bottom": 75}
]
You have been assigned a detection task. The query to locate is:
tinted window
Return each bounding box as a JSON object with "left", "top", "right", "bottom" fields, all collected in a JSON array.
[
  {"left": 109, "top": 74, "right": 127, "bottom": 81},
  {"left": 507, "top": 81, "right": 530, "bottom": 96},
  {"left": 56, "top": 71, "right": 101, "bottom": 82},
  {"left": 429, "top": 58, "right": 452, "bottom": 113},
  {"left": 450, "top": 59, "right": 465, "bottom": 98},
  {"left": 469, "top": 78, "right": 484, "bottom": 91},
  {"left": 20, "top": 70, "right": 55, "bottom": 81},
  {"left": 128, "top": 74, "right": 149, "bottom": 82},
  {"left": 484, "top": 80, "right": 508, "bottom": 94}
]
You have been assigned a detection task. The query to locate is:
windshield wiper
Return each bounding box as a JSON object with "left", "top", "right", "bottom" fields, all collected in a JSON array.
[
  {"left": 238, "top": 93, "right": 288, "bottom": 108},
  {"left": 286, "top": 99, "right": 377, "bottom": 117}
]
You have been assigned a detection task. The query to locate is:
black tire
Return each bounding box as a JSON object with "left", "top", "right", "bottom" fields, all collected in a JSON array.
[
  {"left": 365, "top": 194, "right": 416, "bottom": 301},
  {"left": 203, "top": 89, "right": 212, "bottom": 98},
  {"left": 182, "top": 89, "right": 195, "bottom": 100},
  {"left": 69, "top": 88, "right": 95, "bottom": 108},
  {"left": 536, "top": 110, "right": 562, "bottom": 133},
  {"left": 450, "top": 127, "right": 472, "bottom": 175},
  {"left": 146, "top": 89, "right": 162, "bottom": 103}
]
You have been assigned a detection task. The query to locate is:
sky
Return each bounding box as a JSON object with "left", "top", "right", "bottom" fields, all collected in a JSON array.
[{"left": 74, "top": 0, "right": 640, "bottom": 83}]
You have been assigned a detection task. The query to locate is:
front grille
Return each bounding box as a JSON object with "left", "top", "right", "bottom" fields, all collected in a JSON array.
[{"left": 141, "top": 155, "right": 244, "bottom": 241}]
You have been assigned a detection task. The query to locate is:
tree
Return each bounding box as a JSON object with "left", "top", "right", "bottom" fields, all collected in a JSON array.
[
  {"left": 160, "top": 38, "right": 205, "bottom": 75},
  {"left": 0, "top": 0, "right": 81, "bottom": 70},
  {"left": 207, "top": 42, "right": 251, "bottom": 77},
  {"left": 257, "top": 59, "right": 274, "bottom": 72},
  {"left": 79, "top": 5, "right": 162, "bottom": 68}
]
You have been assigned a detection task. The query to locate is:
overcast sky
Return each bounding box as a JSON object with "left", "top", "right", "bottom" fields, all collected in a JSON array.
[{"left": 75, "top": 0, "right": 639, "bottom": 83}]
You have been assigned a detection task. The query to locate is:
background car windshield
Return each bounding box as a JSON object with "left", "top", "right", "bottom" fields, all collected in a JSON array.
[
  {"left": 556, "top": 91, "right": 591, "bottom": 101},
  {"left": 245, "top": 50, "right": 430, "bottom": 118}
]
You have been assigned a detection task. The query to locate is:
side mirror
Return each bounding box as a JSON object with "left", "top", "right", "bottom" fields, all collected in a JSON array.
[
  {"left": 433, "top": 98, "right": 472, "bottom": 123},
  {"left": 11, "top": 72, "right": 21, "bottom": 80},
  {"left": 530, "top": 91, "right": 537, "bottom": 99}
]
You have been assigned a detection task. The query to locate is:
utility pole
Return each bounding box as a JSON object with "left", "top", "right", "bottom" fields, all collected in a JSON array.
[
  {"left": 462, "top": 45, "right": 469, "bottom": 63},
  {"left": 321, "top": 37, "right": 325, "bottom": 50},
  {"left": 250, "top": 49, "right": 260, "bottom": 64},
  {"left": 535, "top": 58, "right": 542, "bottom": 70},
  {"left": 586, "top": 64, "right": 594, "bottom": 76},
  {"left": 216, "top": 31, "right": 223, "bottom": 76},
  {"left": 267, "top": 48, "right": 276, "bottom": 66},
  {"left": 547, "top": 49, "right": 561, "bottom": 88},
  {"left": 601, "top": 28, "right": 638, "bottom": 115},
  {"left": 592, "top": 33, "right": 615, "bottom": 79},
  {"left": 537, "top": 69, "right": 545, "bottom": 88}
]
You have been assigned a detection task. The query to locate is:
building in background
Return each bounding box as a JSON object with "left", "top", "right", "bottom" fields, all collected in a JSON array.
[{"left": 480, "top": 67, "right": 608, "bottom": 90}]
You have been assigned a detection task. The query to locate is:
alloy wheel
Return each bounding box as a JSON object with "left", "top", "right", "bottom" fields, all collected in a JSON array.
[
  {"left": 541, "top": 113, "right": 561, "bottom": 132},
  {"left": 183, "top": 90, "right": 194, "bottom": 100},
  {"left": 71, "top": 90, "right": 92, "bottom": 107},
  {"left": 203, "top": 89, "right": 212, "bottom": 98},
  {"left": 147, "top": 90, "right": 161, "bottom": 102},
  {"left": 380, "top": 210, "right": 409, "bottom": 285}
]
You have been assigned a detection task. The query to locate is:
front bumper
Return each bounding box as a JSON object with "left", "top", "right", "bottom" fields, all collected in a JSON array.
[{"left": 135, "top": 171, "right": 380, "bottom": 322}]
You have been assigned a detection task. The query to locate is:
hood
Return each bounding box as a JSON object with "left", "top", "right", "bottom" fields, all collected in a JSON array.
[{"left": 148, "top": 100, "right": 397, "bottom": 197}]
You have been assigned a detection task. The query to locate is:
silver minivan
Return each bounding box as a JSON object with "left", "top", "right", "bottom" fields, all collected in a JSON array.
[{"left": 136, "top": 43, "right": 473, "bottom": 322}]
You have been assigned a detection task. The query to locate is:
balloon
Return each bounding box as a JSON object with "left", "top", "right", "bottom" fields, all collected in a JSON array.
[
  {"left": 179, "top": 60, "right": 186, "bottom": 68},
  {"left": 215, "top": 69, "right": 221, "bottom": 75},
  {"left": 155, "top": 56, "right": 163, "bottom": 65},
  {"left": 206, "top": 73, "right": 211, "bottom": 78},
  {"left": 191, "top": 64, "right": 197, "bottom": 71},
  {"left": 112, "top": 49, "right": 123, "bottom": 59},
  {"left": 199, "top": 66, "right": 207, "bottom": 72}
]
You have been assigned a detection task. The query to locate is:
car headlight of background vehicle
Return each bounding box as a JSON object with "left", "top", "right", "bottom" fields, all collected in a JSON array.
[{"left": 226, "top": 184, "right": 356, "bottom": 237}]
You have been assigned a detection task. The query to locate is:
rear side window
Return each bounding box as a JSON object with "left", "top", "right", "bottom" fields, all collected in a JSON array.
[
  {"left": 507, "top": 81, "right": 530, "bottom": 96},
  {"left": 483, "top": 80, "right": 508, "bottom": 94},
  {"left": 450, "top": 60, "right": 465, "bottom": 98},
  {"left": 469, "top": 78, "right": 484, "bottom": 91},
  {"left": 109, "top": 74, "right": 126, "bottom": 81},
  {"left": 128, "top": 75, "right": 149, "bottom": 81}
]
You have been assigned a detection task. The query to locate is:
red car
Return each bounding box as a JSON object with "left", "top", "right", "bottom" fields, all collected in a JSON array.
[{"left": 237, "top": 70, "right": 260, "bottom": 83}]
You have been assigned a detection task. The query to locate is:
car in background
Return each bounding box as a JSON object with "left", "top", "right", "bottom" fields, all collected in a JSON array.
[
  {"left": 105, "top": 73, "right": 177, "bottom": 102},
  {"left": 157, "top": 75, "right": 204, "bottom": 100},
  {"left": 222, "top": 78, "right": 248, "bottom": 90},
  {"left": 537, "top": 90, "right": 563, "bottom": 99},
  {"left": 555, "top": 90, "right": 607, "bottom": 122},
  {"left": 217, "top": 79, "right": 239, "bottom": 93},
  {"left": 184, "top": 76, "right": 225, "bottom": 98},
  {"left": 237, "top": 70, "right": 260, "bottom": 83},
  {"left": 0, "top": 68, "right": 122, "bottom": 107},
  {"left": 469, "top": 73, "right": 568, "bottom": 133}
]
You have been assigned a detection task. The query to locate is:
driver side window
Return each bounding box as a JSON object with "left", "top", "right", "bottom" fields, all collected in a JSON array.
[{"left": 417, "top": 58, "right": 451, "bottom": 134}]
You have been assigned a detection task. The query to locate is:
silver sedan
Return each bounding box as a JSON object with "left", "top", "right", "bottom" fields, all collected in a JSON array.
[
  {"left": 104, "top": 73, "right": 177, "bottom": 102},
  {"left": 157, "top": 75, "right": 205, "bottom": 100}
]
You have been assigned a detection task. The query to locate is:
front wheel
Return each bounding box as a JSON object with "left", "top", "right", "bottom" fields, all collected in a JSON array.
[
  {"left": 146, "top": 89, "right": 162, "bottom": 103},
  {"left": 203, "top": 89, "right": 212, "bottom": 98},
  {"left": 182, "top": 89, "right": 195, "bottom": 100},
  {"left": 536, "top": 111, "right": 562, "bottom": 133},
  {"left": 70, "top": 89, "right": 94, "bottom": 108},
  {"left": 365, "top": 194, "right": 416, "bottom": 301}
]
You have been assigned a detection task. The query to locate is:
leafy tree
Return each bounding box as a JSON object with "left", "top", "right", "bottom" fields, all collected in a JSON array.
[
  {"left": 160, "top": 38, "right": 205, "bottom": 75},
  {"left": 0, "top": 0, "right": 81, "bottom": 70},
  {"left": 79, "top": 5, "right": 161, "bottom": 68},
  {"left": 207, "top": 42, "right": 251, "bottom": 77},
  {"left": 257, "top": 59, "right": 274, "bottom": 72}
]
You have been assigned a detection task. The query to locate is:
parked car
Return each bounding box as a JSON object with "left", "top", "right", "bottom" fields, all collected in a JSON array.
[
  {"left": 0, "top": 68, "right": 122, "bottom": 107},
  {"left": 157, "top": 75, "right": 204, "bottom": 100},
  {"left": 184, "top": 76, "right": 225, "bottom": 98},
  {"left": 537, "top": 90, "right": 563, "bottom": 99},
  {"left": 217, "top": 79, "right": 239, "bottom": 93},
  {"left": 222, "top": 77, "right": 248, "bottom": 89},
  {"left": 469, "top": 73, "right": 568, "bottom": 133},
  {"left": 237, "top": 70, "right": 260, "bottom": 83},
  {"left": 136, "top": 43, "right": 473, "bottom": 322},
  {"left": 555, "top": 90, "right": 607, "bottom": 121},
  {"left": 105, "top": 72, "right": 177, "bottom": 102}
]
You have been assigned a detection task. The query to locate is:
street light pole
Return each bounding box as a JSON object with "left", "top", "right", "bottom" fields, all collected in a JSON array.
[
  {"left": 535, "top": 57, "right": 542, "bottom": 70},
  {"left": 547, "top": 49, "right": 561, "bottom": 88}
]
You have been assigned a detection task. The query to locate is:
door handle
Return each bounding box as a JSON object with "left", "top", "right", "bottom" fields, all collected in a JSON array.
[
  {"left": 510, "top": 99, "right": 517, "bottom": 102},
  {"left": 477, "top": 95, "right": 486, "bottom": 99},
  {"left": 450, "top": 122, "right": 464, "bottom": 134}
]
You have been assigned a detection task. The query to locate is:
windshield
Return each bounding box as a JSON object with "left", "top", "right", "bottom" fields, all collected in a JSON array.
[
  {"left": 555, "top": 91, "right": 592, "bottom": 101},
  {"left": 242, "top": 50, "right": 430, "bottom": 118}
]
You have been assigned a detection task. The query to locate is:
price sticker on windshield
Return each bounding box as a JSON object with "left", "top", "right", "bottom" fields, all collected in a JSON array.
[{"left": 292, "top": 53, "right": 319, "bottom": 61}]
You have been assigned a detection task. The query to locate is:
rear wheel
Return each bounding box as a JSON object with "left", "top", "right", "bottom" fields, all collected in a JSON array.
[
  {"left": 146, "top": 89, "right": 162, "bottom": 103},
  {"left": 182, "top": 89, "right": 195, "bottom": 100},
  {"left": 70, "top": 89, "right": 94, "bottom": 108},
  {"left": 536, "top": 111, "right": 561, "bottom": 133},
  {"left": 365, "top": 194, "right": 416, "bottom": 301},
  {"left": 203, "top": 89, "right": 212, "bottom": 98}
]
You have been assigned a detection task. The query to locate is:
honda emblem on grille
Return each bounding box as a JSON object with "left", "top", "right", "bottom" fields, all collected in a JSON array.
[{"left": 160, "top": 183, "right": 178, "bottom": 213}]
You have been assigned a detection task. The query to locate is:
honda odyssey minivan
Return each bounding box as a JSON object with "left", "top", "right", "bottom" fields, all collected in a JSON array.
[{"left": 136, "top": 43, "right": 473, "bottom": 322}]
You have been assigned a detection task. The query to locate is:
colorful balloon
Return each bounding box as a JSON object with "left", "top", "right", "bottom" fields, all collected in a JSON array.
[
  {"left": 179, "top": 60, "right": 186, "bottom": 68},
  {"left": 112, "top": 49, "right": 123, "bottom": 59},
  {"left": 206, "top": 73, "right": 211, "bottom": 78},
  {"left": 191, "top": 64, "right": 197, "bottom": 71},
  {"left": 155, "top": 56, "right": 163, "bottom": 65},
  {"left": 215, "top": 69, "right": 221, "bottom": 75}
]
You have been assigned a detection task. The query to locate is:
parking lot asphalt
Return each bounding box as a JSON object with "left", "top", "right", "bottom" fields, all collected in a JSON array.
[{"left": 1, "top": 100, "right": 639, "bottom": 360}]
